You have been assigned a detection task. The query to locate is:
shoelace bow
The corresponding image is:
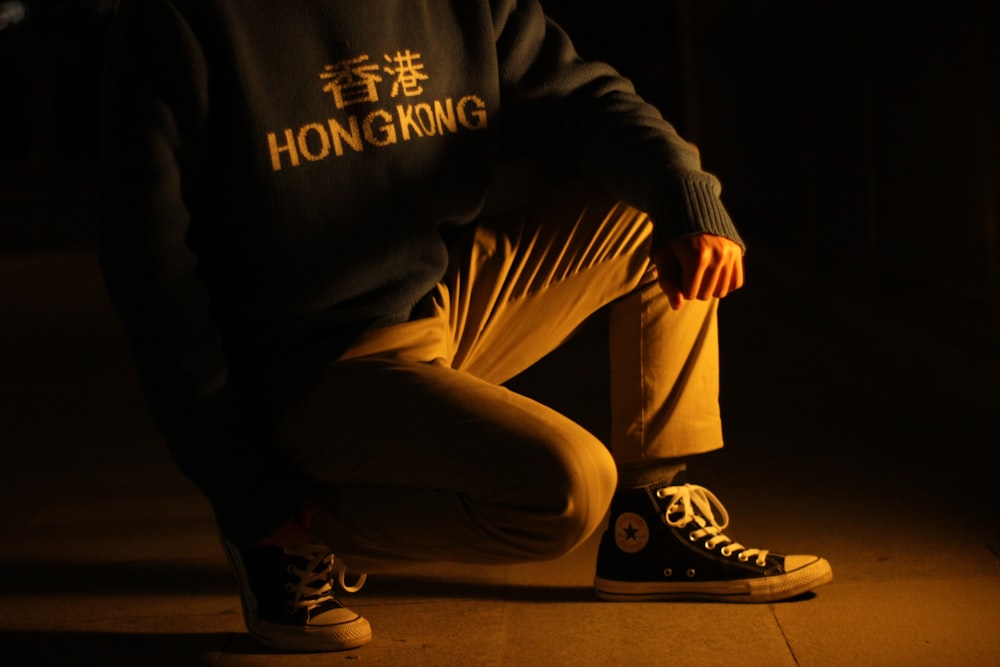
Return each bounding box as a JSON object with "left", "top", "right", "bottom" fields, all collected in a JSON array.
[
  {"left": 656, "top": 484, "right": 770, "bottom": 566},
  {"left": 283, "top": 544, "right": 367, "bottom": 611}
]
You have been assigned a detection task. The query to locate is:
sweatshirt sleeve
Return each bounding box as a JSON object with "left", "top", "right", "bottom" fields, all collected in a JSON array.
[
  {"left": 98, "top": 0, "right": 306, "bottom": 545},
  {"left": 490, "top": 0, "right": 743, "bottom": 249}
]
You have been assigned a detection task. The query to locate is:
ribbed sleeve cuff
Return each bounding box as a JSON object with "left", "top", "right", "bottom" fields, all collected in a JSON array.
[
  {"left": 663, "top": 175, "right": 745, "bottom": 251},
  {"left": 678, "top": 178, "right": 743, "bottom": 247}
]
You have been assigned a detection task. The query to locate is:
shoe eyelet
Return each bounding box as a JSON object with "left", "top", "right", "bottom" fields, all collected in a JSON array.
[
  {"left": 737, "top": 553, "right": 749, "bottom": 562},
  {"left": 720, "top": 547, "right": 733, "bottom": 557},
  {"left": 655, "top": 489, "right": 666, "bottom": 498},
  {"left": 688, "top": 533, "right": 698, "bottom": 542},
  {"left": 686, "top": 569, "right": 696, "bottom": 578},
  {"left": 662, "top": 568, "right": 672, "bottom": 577},
  {"left": 704, "top": 541, "right": 715, "bottom": 550}
]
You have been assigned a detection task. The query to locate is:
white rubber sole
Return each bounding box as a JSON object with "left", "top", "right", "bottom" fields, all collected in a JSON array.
[{"left": 595, "top": 557, "right": 833, "bottom": 603}]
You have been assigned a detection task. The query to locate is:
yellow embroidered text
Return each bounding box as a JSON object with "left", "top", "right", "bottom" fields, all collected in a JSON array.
[{"left": 266, "top": 95, "right": 488, "bottom": 171}]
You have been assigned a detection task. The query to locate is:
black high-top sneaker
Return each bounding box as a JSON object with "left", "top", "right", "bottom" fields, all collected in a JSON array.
[
  {"left": 220, "top": 537, "right": 372, "bottom": 651},
  {"left": 595, "top": 482, "right": 833, "bottom": 603}
]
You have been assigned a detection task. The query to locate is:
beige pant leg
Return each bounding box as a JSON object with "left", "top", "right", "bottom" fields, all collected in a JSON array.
[
  {"left": 436, "top": 181, "right": 724, "bottom": 461},
  {"left": 283, "top": 352, "right": 617, "bottom": 572},
  {"left": 279, "top": 182, "right": 722, "bottom": 570},
  {"left": 609, "top": 290, "right": 723, "bottom": 462}
]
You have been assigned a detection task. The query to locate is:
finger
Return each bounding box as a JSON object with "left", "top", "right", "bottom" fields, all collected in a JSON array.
[
  {"left": 697, "top": 248, "right": 730, "bottom": 299},
  {"left": 652, "top": 246, "right": 686, "bottom": 309},
  {"left": 711, "top": 262, "right": 732, "bottom": 299},
  {"left": 682, "top": 252, "right": 707, "bottom": 300},
  {"left": 697, "top": 267, "right": 719, "bottom": 300},
  {"left": 658, "top": 274, "right": 685, "bottom": 310},
  {"left": 730, "top": 255, "right": 745, "bottom": 292}
]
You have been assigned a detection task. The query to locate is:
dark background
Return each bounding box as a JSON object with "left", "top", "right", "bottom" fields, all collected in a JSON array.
[
  {"left": 1, "top": 0, "right": 998, "bottom": 372},
  {"left": 0, "top": 5, "right": 997, "bottom": 662}
]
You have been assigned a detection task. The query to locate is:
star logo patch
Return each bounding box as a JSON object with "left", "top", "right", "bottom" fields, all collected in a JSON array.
[{"left": 613, "top": 512, "right": 649, "bottom": 553}]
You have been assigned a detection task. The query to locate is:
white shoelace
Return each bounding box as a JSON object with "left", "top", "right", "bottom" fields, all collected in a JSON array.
[
  {"left": 283, "top": 545, "right": 367, "bottom": 611},
  {"left": 655, "top": 484, "right": 770, "bottom": 566}
]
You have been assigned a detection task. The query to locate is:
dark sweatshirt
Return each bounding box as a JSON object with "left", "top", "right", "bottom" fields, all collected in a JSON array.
[{"left": 99, "top": 0, "right": 743, "bottom": 544}]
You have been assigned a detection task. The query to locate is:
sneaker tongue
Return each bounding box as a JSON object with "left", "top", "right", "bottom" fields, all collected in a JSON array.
[
  {"left": 649, "top": 470, "right": 687, "bottom": 496},
  {"left": 653, "top": 480, "right": 716, "bottom": 528}
]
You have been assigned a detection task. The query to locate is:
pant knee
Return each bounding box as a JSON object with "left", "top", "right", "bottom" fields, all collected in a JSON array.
[{"left": 484, "top": 438, "right": 617, "bottom": 561}]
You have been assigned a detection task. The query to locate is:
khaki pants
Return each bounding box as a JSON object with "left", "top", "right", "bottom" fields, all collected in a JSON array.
[{"left": 278, "top": 182, "right": 723, "bottom": 571}]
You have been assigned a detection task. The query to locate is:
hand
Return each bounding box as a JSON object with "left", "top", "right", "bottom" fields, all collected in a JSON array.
[{"left": 652, "top": 233, "right": 745, "bottom": 310}]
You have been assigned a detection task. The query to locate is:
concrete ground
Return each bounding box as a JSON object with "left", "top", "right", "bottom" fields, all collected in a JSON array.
[{"left": 1, "top": 248, "right": 998, "bottom": 667}]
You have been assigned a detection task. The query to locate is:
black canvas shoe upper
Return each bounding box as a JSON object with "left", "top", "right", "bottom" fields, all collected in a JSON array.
[
  {"left": 221, "top": 538, "right": 372, "bottom": 651},
  {"left": 595, "top": 482, "right": 832, "bottom": 602},
  {"left": 239, "top": 544, "right": 358, "bottom": 623}
]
